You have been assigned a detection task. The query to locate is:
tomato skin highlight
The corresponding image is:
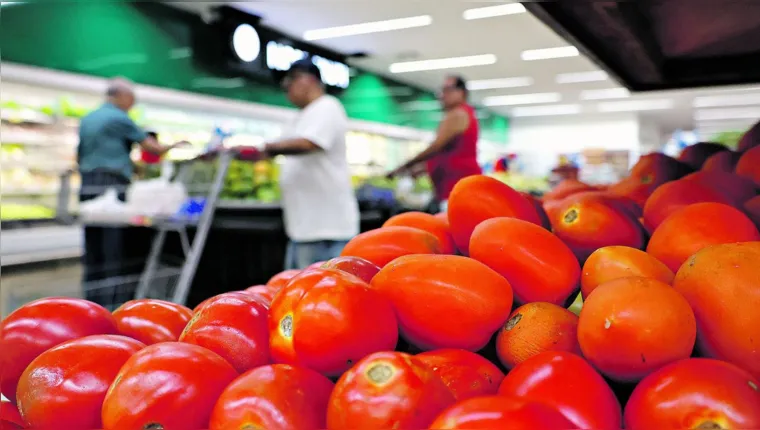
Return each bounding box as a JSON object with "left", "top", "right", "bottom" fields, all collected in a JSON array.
[
  {"left": 269, "top": 268, "right": 398, "bottom": 377},
  {"left": 581, "top": 246, "right": 674, "bottom": 299},
  {"left": 429, "top": 395, "right": 576, "bottom": 430},
  {"left": 470, "top": 217, "right": 580, "bottom": 306},
  {"left": 209, "top": 364, "right": 334, "bottom": 430},
  {"left": 16, "top": 334, "right": 145, "bottom": 429},
  {"left": 340, "top": 226, "right": 441, "bottom": 268},
  {"left": 180, "top": 292, "right": 270, "bottom": 374},
  {"left": 416, "top": 349, "right": 505, "bottom": 401},
  {"left": 112, "top": 299, "right": 193, "bottom": 345},
  {"left": 243, "top": 284, "right": 279, "bottom": 307},
  {"left": 371, "top": 254, "right": 513, "bottom": 351},
  {"left": 101, "top": 342, "right": 238, "bottom": 430},
  {"left": 624, "top": 358, "right": 760, "bottom": 430},
  {"left": 498, "top": 351, "right": 622, "bottom": 430},
  {"left": 383, "top": 211, "right": 457, "bottom": 254},
  {"left": 0, "top": 297, "right": 118, "bottom": 403},
  {"left": 321, "top": 256, "right": 381, "bottom": 284},
  {"left": 327, "top": 351, "right": 455, "bottom": 429}
]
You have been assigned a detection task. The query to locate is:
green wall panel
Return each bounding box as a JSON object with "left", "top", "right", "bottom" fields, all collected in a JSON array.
[{"left": 0, "top": 1, "right": 508, "bottom": 140}]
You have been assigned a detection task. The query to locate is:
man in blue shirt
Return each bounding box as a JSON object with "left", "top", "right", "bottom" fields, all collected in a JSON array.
[{"left": 78, "top": 77, "right": 182, "bottom": 305}]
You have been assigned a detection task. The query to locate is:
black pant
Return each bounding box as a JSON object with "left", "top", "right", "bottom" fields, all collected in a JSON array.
[{"left": 79, "top": 171, "right": 130, "bottom": 307}]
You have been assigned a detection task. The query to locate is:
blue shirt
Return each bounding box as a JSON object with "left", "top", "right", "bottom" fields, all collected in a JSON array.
[{"left": 77, "top": 103, "right": 147, "bottom": 180}]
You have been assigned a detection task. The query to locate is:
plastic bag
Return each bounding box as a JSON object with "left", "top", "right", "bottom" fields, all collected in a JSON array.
[{"left": 126, "top": 178, "right": 188, "bottom": 217}]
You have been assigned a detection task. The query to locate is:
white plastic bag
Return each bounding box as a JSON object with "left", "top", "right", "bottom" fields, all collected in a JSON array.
[
  {"left": 126, "top": 178, "right": 188, "bottom": 217},
  {"left": 79, "top": 188, "right": 129, "bottom": 223}
]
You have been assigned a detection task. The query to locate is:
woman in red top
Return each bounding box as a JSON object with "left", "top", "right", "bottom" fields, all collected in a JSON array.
[{"left": 389, "top": 76, "right": 481, "bottom": 210}]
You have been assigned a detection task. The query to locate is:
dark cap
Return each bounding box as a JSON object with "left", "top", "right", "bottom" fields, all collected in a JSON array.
[
  {"left": 285, "top": 58, "right": 322, "bottom": 82},
  {"left": 448, "top": 75, "right": 468, "bottom": 93}
]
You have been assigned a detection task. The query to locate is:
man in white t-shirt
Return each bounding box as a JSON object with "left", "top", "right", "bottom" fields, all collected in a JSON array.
[{"left": 261, "top": 58, "right": 359, "bottom": 270}]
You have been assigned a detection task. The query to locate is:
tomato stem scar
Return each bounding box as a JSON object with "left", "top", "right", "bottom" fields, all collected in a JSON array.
[
  {"left": 143, "top": 423, "right": 164, "bottom": 430},
  {"left": 505, "top": 313, "right": 523, "bottom": 331},
  {"left": 280, "top": 314, "right": 293, "bottom": 338},
  {"left": 749, "top": 380, "right": 758, "bottom": 391},
  {"left": 694, "top": 421, "right": 723, "bottom": 430},
  {"left": 563, "top": 208, "right": 579, "bottom": 224},
  {"left": 366, "top": 363, "right": 394, "bottom": 384}
]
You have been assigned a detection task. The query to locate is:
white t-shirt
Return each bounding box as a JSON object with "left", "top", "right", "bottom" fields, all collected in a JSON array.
[{"left": 279, "top": 95, "right": 360, "bottom": 242}]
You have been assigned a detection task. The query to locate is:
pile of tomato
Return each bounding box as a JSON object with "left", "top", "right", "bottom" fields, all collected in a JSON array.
[{"left": 2, "top": 134, "right": 760, "bottom": 430}]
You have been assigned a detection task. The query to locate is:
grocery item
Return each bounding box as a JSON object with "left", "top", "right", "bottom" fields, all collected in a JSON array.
[
  {"left": 340, "top": 226, "right": 441, "bottom": 267},
  {"left": 429, "top": 395, "right": 574, "bottom": 430},
  {"left": 416, "top": 349, "right": 505, "bottom": 401},
  {"left": 581, "top": 246, "right": 674, "bottom": 298},
  {"left": 112, "top": 299, "right": 193, "bottom": 345}
]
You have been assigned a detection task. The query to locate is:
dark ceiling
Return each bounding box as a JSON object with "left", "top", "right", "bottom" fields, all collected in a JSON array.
[{"left": 525, "top": 0, "right": 760, "bottom": 92}]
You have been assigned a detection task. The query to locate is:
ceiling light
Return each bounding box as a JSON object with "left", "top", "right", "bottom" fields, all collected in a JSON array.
[
  {"left": 303, "top": 15, "right": 432, "bottom": 41},
  {"left": 693, "top": 93, "right": 760, "bottom": 108},
  {"left": 483, "top": 92, "right": 561, "bottom": 106},
  {"left": 521, "top": 46, "right": 579, "bottom": 61},
  {"left": 580, "top": 88, "right": 630, "bottom": 100},
  {"left": 512, "top": 104, "right": 582, "bottom": 117},
  {"left": 389, "top": 54, "right": 497, "bottom": 73},
  {"left": 695, "top": 107, "right": 760, "bottom": 121},
  {"left": 597, "top": 99, "right": 674, "bottom": 112},
  {"left": 463, "top": 3, "right": 526, "bottom": 20},
  {"left": 556, "top": 71, "right": 608, "bottom": 83},
  {"left": 466, "top": 77, "right": 533, "bottom": 91}
]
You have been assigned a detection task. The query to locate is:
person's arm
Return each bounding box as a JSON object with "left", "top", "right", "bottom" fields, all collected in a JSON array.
[
  {"left": 389, "top": 107, "right": 470, "bottom": 177},
  {"left": 262, "top": 98, "right": 344, "bottom": 157},
  {"left": 263, "top": 138, "right": 322, "bottom": 156},
  {"left": 116, "top": 116, "right": 185, "bottom": 155}
]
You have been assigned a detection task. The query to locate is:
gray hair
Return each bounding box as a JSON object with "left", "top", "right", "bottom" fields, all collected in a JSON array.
[{"left": 106, "top": 77, "right": 135, "bottom": 97}]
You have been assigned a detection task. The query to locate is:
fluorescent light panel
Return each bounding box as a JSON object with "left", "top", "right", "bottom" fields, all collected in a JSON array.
[
  {"left": 463, "top": 3, "right": 526, "bottom": 20},
  {"left": 303, "top": 15, "right": 432, "bottom": 41},
  {"left": 597, "top": 99, "right": 674, "bottom": 112},
  {"left": 580, "top": 88, "right": 630, "bottom": 100},
  {"left": 389, "top": 54, "right": 496, "bottom": 73},
  {"left": 695, "top": 107, "right": 760, "bottom": 121},
  {"left": 693, "top": 93, "right": 760, "bottom": 108},
  {"left": 521, "top": 46, "right": 579, "bottom": 61},
  {"left": 466, "top": 77, "right": 533, "bottom": 91},
  {"left": 483, "top": 92, "right": 561, "bottom": 106},
  {"left": 556, "top": 70, "right": 608, "bottom": 83},
  {"left": 512, "top": 104, "right": 582, "bottom": 117}
]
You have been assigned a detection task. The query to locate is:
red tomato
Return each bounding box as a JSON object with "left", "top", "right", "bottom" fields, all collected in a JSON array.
[
  {"left": 209, "top": 364, "right": 334, "bottom": 430},
  {"left": 112, "top": 299, "right": 193, "bottom": 345},
  {"left": 470, "top": 217, "right": 580, "bottom": 306},
  {"left": 448, "top": 175, "right": 542, "bottom": 255},
  {"left": 498, "top": 351, "right": 622, "bottom": 429},
  {"left": 416, "top": 349, "right": 505, "bottom": 401},
  {"left": 268, "top": 268, "right": 398, "bottom": 376},
  {"left": 340, "top": 226, "right": 441, "bottom": 268},
  {"left": 625, "top": 358, "right": 760, "bottom": 430},
  {"left": 243, "top": 285, "right": 279, "bottom": 307},
  {"left": 266, "top": 269, "right": 301, "bottom": 289},
  {"left": 179, "top": 291, "right": 269, "bottom": 373},
  {"left": 327, "top": 351, "right": 455, "bottom": 429},
  {"left": 371, "top": 254, "right": 513, "bottom": 351},
  {"left": 0, "top": 297, "right": 117, "bottom": 403},
  {"left": 429, "top": 395, "right": 575, "bottom": 429},
  {"left": 321, "top": 256, "right": 381, "bottom": 284},
  {"left": 16, "top": 335, "right": 145, "bottom": 429},
  {"left": 0, "top": 401, "right": 24, "bottom": 429},
  {"left": 383, "top": 211, "right": 457, "bottom": 254},
  {"left": 101, "top": 342, "right": 238, "bottom": 430}
]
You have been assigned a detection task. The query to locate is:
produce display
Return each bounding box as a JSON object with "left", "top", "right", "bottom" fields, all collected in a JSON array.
[{"left": 2, "top": 126, "right": 760, "bottom": 429}]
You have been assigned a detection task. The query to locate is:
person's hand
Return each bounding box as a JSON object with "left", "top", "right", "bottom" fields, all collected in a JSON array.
[
  {"left": 172, "top": 140, "right": 192, "bottom": 148},
  {"left": 387, "top": 165, "right": 407, "bottom": 179}
]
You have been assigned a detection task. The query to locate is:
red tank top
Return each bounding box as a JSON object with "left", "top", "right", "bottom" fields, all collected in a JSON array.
[{"left": 426, "top": 103, "right": 481, "bottom": 201}]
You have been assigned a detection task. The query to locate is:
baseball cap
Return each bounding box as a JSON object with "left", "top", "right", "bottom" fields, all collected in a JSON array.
[{"left": 275, "top": 58, "right": 322, "bottom": 86}]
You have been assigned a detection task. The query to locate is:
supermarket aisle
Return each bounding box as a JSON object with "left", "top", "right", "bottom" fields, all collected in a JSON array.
[{"left": 1, "top": 262, "right": 83, "bottom": 317}]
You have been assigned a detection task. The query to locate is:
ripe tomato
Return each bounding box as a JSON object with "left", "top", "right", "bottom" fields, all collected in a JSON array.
[
  {"left": 340, "top": 226, "right": 441, "bottom": 267},
  {"left": 429, "top": 395, "right": 575, "bottom": 429},
  {"left": 327, "top": 351, "right": 455, "bottom": 429},
  {"left": 112, "top": 299, "right": 193, "bottom": 345},
  {"left": 581, "top": 246, "right": 674, "bottom": 299},
  {"left": 673, "top": 242, "right": 760, "bottom": 379},
  {"left": 448, "top": 175, "right": 542, "bottom": 255},
  {"left": 578, "top": 277, "right": 696, "bottom": 382},
  {"left": 624, "top": 358, "right": 760, "bottom": 430},
  {"left": 243, "top": 284, "right": 279, "bottom": 307},
  {"left": 642, "top": 178, "right": 735, "bottom": 231},
  {"left": 383, "top": 211, "right": 457, "bottom": 254},
  {"left": 209, "top": 364, "right": 334, "bottom": 430},
  {"left": 266, "top": 269, "right": 301, "bottom": 289},
  {"left": 180, "top": 292, "right": 269, "bottom": 373},
  {"left": 321, "top": 256, "right": 381, "bottom": 284},
  {"left": 736, "top": 144, "right": 760, "bottom": 185},
  {"left": 371, "top": 254, "right": 513, "bottom": 351},
  {"left": 0, "top": 401, "right": 24, "bottom": 429},
  {"left": 16, "top": 335, "right": 145, "bottom": 429},
  {"left": 416, "top": 349, "right": 505, "bottom": 401},
  {"left": 498, "top": 351, "right": 622, "bottom": 429},
  {"left": 268, "top": 268, "right": 398, "bottom": 376},
  {"left": 543, "top": 179, "right": 597, "bottom": 202},
  {"left": 0, "top": 297, "right": 117, "bottom": 403},
  {"left": 101, "top": 342, "right": 238, "bottom": 430},
  {"left": 496, "top": 302, "right": 580, "bottom": 369},
  {"left": 470, "top": 217, "right": 580, "bottom": 306}
]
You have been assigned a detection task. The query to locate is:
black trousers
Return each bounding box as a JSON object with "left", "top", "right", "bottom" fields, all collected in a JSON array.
[{"left": 79, "top": 171, "right": 130, "bottom": 307}]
